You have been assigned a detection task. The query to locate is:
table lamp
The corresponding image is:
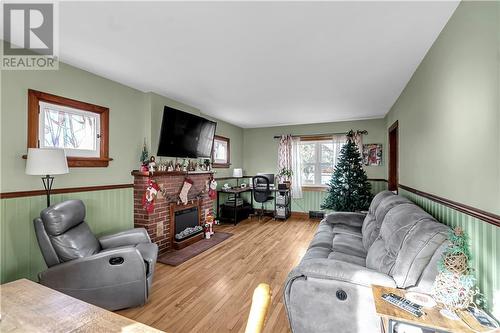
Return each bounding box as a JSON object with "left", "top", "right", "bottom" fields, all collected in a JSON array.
[
  {"left": 25, "top": 148, "right": 69, "bottom": 207},
  {"left": 233, "top": 168, "right": 243, "bottom": 187}
]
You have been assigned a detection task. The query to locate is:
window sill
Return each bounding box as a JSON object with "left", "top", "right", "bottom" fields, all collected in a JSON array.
[
  {"left": 302, "top": 186, "right": 328, "bottom": 192},
  {"left": 212, "top": 163, "right": 231, "bottom": 169},
  {"left": 22, "top": 155, "right": 113, "bottom": 167}
]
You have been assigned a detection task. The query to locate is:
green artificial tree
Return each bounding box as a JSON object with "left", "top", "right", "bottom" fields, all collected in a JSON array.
[
  {"left": 140, "top": 139, "right": 149, "bottom": 164},
  {"left": 321, "top": 130, "right": 372, "bottom": 211}
]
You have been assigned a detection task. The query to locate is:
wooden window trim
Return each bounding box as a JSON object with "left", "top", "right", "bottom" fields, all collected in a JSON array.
[
  {"left": 212, "top": 135, "right": 230, "bottom": 168},
  {"left": 302, "top": 185, "right": 328, "bottom": 192},
  {"left": 298, "top": 135, "right": 334, "bottom": 142},
  {"left": 27, "top": 89, "right": 112, "bottom": 167}
]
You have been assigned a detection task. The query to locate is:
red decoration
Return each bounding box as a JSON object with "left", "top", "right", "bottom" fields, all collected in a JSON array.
[{"left": 142, "top": 178, "right": 160, "bottom": 214}]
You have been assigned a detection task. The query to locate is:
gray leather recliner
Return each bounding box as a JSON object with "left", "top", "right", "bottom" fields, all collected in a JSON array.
[{"left": 33, "top": 199, "right": 158, "bottom": 311}]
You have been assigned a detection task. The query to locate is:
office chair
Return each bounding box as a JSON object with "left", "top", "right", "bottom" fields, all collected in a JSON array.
[{"left": 252, "top": 176, "right": 274, "bottom": 220}]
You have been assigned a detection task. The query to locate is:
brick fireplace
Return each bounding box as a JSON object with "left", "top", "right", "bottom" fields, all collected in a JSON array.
[{"left": 132, "top": 170, "right": 214, "bottom": 254}]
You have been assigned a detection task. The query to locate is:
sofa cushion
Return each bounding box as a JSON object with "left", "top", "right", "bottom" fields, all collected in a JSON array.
[
  {"left": 332, "top": 224, "right": 362, "bottom": 238},
  {"left": 302, "top": 247, "right": 332, "bottom": 261},
  {"left": 328, "top": 251, "right": 366, "bottom": 266},
  {"left": 332, "top": 234, "right": 367, "bottom": 258},
  {"left": 365, "top": 203, "right": 449, "bottom": 288},
  {"left": 367, "top": 191, "right": 394, "bottom": 216},
  {"left": 308, "top": 221, "right": 334, "bottom": 249},
  {"left": 361, "top": 191, "right": 394, "bottom": 250},
  {"left": 362, "top": 194, "right": 413, "bottom": 251}
]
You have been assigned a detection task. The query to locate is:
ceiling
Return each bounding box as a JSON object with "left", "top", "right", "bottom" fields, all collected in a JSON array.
[{"left": 58, "top": 1, "right": 458, "bottom": 128}]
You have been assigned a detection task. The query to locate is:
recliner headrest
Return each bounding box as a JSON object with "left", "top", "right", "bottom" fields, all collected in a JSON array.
[{"left": 41, "top": 199, "right": 86, "bottom": 236}]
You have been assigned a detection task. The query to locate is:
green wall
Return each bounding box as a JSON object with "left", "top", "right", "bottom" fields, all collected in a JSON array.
[
  {"left": 400, "top": 188, "right": 499, "bottom": 316},
  {"left": 242, "top": 118, "right": 387, "bottom": 179},
  {"left": 384, "top": 2, "right": 499, "bottom": 317},
  {"left": 385, "top": 1, "right": 500, "bottom": 214}
]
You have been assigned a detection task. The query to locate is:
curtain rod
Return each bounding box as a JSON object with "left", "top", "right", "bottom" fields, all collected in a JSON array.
[{"left": 272, "top": 130, "right": 368, "bottom": 139}]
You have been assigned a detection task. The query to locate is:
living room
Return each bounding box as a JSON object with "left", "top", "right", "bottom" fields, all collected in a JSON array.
[{"left": 1, "top": 1, "right": 499, "bottom": 333}]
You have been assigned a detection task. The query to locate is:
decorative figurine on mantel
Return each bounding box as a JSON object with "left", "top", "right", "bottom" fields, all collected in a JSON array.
[
  {"left": 204, "top": 158, "right": 211, "bottom": 171},
  {"left": 167, "top": 160, "right": 174, "bottom": 172},
  {"left": 148, "top": 156, "right": 156, "bottom": 174}
]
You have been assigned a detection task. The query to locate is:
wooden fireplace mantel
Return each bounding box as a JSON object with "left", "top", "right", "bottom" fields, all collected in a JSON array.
[{"left": 131, "top": 170, "right": 214, "bottom": 177}]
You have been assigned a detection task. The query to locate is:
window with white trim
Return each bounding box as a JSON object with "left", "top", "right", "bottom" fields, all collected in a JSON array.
[
  {"left": 299, "top": 138, "right": 346, "bottom": 186},
  {"left": 38, "top": 101, "right": 100, "bottom": 158}
]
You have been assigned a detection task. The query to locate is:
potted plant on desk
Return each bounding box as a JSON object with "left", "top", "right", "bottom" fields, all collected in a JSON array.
[{"left": 278, "top": 167, "right": 293, "bottom": 189}]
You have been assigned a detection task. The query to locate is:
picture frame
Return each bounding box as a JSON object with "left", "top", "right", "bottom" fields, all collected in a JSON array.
[{"left": 362, "top": 143, "right": 383, "bottom": 166}]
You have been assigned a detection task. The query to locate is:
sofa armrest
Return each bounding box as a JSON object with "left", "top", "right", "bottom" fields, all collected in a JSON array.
[
  {"left": 292, "top": 259, "right": 396, "bottom": 288},
  {"left": 324, "top": 212, "right": 366, "bottom": 228},
  {"left": 38, "top": 246, "right": 146, "bottom": 290},
  {"left": 99, "top": 228, "right": 151, "bottom": 249}
]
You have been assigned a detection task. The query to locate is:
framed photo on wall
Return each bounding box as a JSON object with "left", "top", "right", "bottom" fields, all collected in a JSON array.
[
  {"left": 212, "top": 135, "right": 230, "bottom": 168},
  {"left": 362, "top": 143, "right": 383, "bottom": 166}
]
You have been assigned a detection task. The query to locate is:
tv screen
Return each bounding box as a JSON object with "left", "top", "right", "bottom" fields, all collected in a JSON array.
[{"left": 157, "top": 107, "right": 217, "bottom": 158}]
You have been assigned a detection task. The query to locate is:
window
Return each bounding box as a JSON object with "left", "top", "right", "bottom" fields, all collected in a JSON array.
[
  {"left": 212, "top": 135, "right": 230, "bottom": 168},
  {"left": 299, "top": 137, "right": 346, "bottom": 187},
  {"left": 27, "top": 90, "right": 111, "bottom": 167},
  {"left": 39, "top": 102, "right": 100, "bottom": 157}
]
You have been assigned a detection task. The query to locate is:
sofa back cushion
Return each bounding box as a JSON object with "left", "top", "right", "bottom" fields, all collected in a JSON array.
[
  {"left": 361, "top": 192, "right": 411, "bottom": 250},
  {"left": 365, "top": 203, "right": 449, "bottom": 288}
]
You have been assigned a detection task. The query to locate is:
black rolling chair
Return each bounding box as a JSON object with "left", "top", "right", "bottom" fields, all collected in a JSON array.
[{"left": 252, "top": 176, "right": 274, "bottom": 220}]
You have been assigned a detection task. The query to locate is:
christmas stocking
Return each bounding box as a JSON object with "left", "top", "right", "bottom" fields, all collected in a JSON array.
[{"left": 179, "top": 178, "right": 193, "bottom": 204}]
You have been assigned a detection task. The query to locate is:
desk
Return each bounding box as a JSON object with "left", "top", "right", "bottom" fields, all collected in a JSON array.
[
  {"left": 216, "top": 187, "right": 291, "bottom": 224},
  {"left": 0, "top": 279, "right": 162, "bottom": 333},
  {"left": 217, "top": 187, "right": 253, "bottom": 225},
  {"left": 372, "top": 285, "right": 494, "bottom": 333}
]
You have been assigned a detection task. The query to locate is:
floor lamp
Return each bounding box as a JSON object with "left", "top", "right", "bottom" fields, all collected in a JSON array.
[{"left": 25, "top": 148, "right": 69, "bottom": 207}]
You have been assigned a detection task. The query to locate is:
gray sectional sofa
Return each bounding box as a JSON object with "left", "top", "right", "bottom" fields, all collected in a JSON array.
[{"left": 284, "top": 191, "right": 450, "bottom": 333}]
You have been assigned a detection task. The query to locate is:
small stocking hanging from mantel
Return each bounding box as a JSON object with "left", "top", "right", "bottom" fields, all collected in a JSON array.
[
  {"left": 179, "top": 177, "right": 193, "bottom": 205},
  {"left": 208, "top": 175, "right": 217, "bottom": 200},
  {"left": 142, "top": 178, "right": 160, "bottom": 214}
]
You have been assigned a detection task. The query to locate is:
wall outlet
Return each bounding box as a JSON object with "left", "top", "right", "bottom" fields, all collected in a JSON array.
[{"left": 156, "top": 223, "right": 163, "bottom": 236}]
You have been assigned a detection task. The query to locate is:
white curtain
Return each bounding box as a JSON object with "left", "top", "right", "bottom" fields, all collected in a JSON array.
[
  {"left": 277, "top": 135, "right": 292, "bottom": 178},
  {"left": 291, "top": 137, "right": 303, "bottom": 199},
  {"left": 332, "top": 134, "right": 347, "bottom": 166}
]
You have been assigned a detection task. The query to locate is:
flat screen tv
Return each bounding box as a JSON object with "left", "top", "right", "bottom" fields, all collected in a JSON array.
[{"left": 157, "top": 106, "right": 217, "bottom": 158}]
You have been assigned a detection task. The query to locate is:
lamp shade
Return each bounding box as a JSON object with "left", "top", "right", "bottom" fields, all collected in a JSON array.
[
  {"left": 233, "top": 168, "right": 243, "bottom": 178},
  {"left": 25, "top": 148, "right": 69, "bottom": 175}
]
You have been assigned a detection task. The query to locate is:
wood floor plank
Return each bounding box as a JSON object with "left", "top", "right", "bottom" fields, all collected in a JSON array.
[{"left": 118, "top": 217, "right": 319, "bottom": 333}]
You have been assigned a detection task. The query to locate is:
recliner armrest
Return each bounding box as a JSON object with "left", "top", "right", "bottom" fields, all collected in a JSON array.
[
  {"left": 291, "top": 258, "right": 396, "bottom": 288},
  {"left": 38, "top": 246, "right": 146, "bottom": 290},
  {"left": 324, "top": 212, "right": 366, "bottom": 228},
  {"left": 99, "top": 228, "right": 151, "bottom": 249}
]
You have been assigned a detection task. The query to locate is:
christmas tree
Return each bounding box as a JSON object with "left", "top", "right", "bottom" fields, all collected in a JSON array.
[{"left": 321, "top": 130, "right": 372, "bottom": 211}]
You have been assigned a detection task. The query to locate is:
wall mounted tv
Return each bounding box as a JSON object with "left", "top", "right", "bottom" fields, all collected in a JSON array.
[{"left": 157, "top": 106, "right": 217, "bottom": 158}]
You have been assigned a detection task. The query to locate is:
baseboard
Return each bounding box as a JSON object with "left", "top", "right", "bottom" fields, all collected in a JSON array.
[{"left": 290, "top": 211, "right": 309, "bottom": 219}]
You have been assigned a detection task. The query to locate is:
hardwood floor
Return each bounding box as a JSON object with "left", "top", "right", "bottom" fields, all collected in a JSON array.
[{"left": 118, "top": 217, "right": 319, "bottom": 333}]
